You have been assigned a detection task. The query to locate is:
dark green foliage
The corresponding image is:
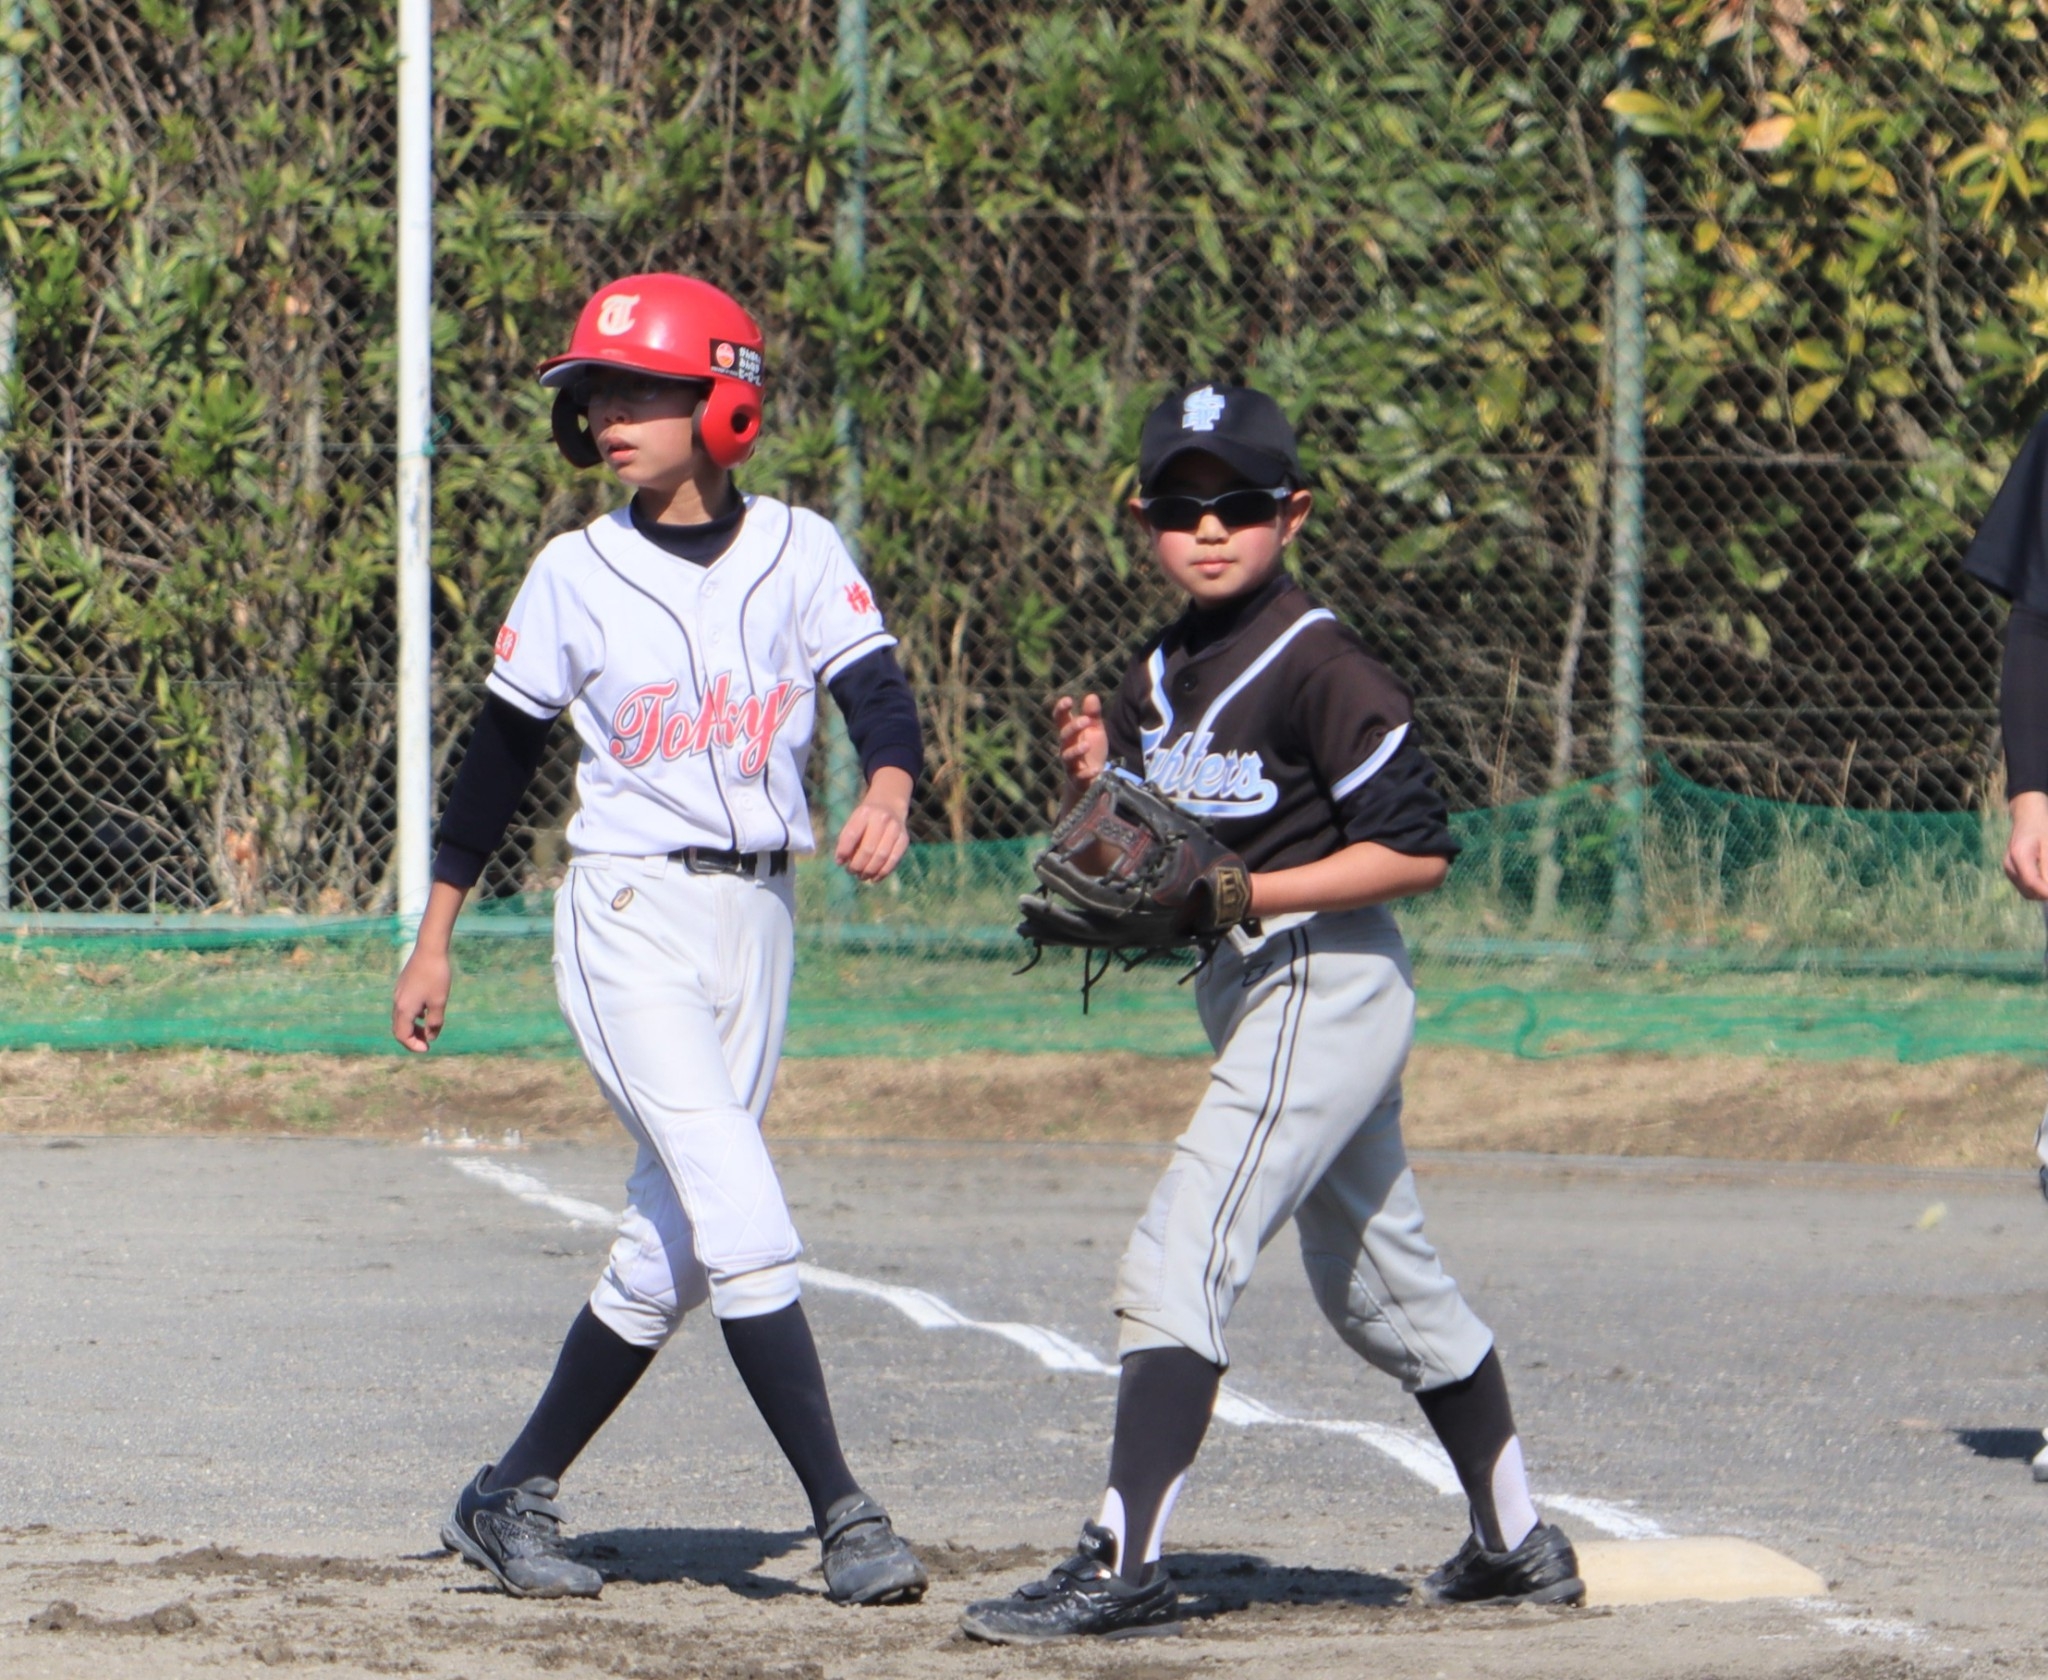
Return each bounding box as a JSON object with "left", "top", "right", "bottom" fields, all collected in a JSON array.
[{"left": 1, "top": 0, "right": 2033, "bottom": 910}]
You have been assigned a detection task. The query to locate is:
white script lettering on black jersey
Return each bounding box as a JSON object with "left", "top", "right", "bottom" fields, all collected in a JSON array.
[
  {"left": 1143, "top": 728, "right": 1278, "bottom": 815},
  {"left": 1138, "top": 611, "right": 1334, "bottom": 819}
]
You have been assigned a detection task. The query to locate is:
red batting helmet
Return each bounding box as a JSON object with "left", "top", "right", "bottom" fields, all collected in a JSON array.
[{"left": 538, "top": 274, "right": 766, "bottom": 470}]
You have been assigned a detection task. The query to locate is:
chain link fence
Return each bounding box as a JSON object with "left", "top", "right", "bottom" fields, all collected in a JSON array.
[{"left": 1, "top": 0, "right": 2034, "bottom": 924}]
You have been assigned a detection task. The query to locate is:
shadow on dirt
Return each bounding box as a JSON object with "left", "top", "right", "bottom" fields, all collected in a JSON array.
[
  {"left": 1952, "top": 1426, "right": 2045, "bottom": 1462},
  {"left": 573, "top": 1526, "right": 811, "bottom": 1596},
  {"left": 1166, "top": 1550, "right": 1408, "bottom": 1616}
]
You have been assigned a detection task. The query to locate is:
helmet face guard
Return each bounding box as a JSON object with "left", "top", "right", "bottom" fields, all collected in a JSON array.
[{"left": 539, "top": 274, "right": 767, "bottom": 469}]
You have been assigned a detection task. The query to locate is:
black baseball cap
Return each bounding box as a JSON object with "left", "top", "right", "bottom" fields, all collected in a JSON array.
[{"left": 1138, "top": 384, "right": 1302, "bottom": 493}]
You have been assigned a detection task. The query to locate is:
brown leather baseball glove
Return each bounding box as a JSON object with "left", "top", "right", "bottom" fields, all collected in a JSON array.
[{"left": 1017, "top": 769, "right": 1256, "bottom": 953}]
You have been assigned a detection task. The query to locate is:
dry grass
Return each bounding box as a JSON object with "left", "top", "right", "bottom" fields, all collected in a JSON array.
[{"left": 1, "top": 1045, "right": 2040, "bottom": 1169}]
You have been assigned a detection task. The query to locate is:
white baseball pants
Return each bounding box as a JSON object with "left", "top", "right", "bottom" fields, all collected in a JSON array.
[
  {"left": 552, "top": 853, "right": 805, "bottom": 1345},
  {"left": 1113, "top": 903, "right": 1496, "bottom": 1387}
]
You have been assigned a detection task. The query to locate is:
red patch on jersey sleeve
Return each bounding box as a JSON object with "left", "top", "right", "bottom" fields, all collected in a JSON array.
[
  {"left": 844, "top": 583, "right": 875, "bottom": 616},
  {"left": 494, "top": 624, "right": 518, "bottom": 661}
]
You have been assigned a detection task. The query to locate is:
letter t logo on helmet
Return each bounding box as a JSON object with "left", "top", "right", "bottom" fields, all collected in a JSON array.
[{"left": 537, "top": 274, "right": 766, "bottom": 470}]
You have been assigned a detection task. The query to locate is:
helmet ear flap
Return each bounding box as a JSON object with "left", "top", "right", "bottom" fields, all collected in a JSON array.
[
  {"left": 697, "top": 381, "right": 762, "bottom": 468},
  {"left": 551, "top": 388, "right": 603, "bottom": 469}
]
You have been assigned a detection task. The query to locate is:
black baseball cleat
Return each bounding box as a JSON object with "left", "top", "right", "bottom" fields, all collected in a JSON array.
[
  {"left": 819, "top": 1493, "right": 928, "bottom": 1605},
  {"left": 1420, "top": 1520, "right": 1585, "bottom": 1607},
  {"left": 959, "top": 1522, "right": 1180, "bottom": 1645},
  {"left": 441, "top": 1466, "right": 605, "bottom": 1599}
]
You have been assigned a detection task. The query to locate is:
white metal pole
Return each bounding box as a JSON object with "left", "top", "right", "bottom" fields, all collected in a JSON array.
[
  {"left": 1607, "top": 47, "right": 1648, "bottom": 942},
  {"left": 827, "top": 0, "right": 869, "bottom": 910},
  {"left": 394, "top": 0, "right": 434, "bottom": 923}
]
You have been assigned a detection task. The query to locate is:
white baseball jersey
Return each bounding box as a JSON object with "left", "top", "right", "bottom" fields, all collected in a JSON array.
[{"left": 486, "top": 496, "right": 895, "bottom": 857}]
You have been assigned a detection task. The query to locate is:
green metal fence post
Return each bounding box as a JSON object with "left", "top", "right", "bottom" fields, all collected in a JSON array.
[
  {"left": 826, "top": 0, "right": 869, "bottom": 906},
  {"left": 1607, "top": 46, "right": 1649, "bottom": 942},
  {"left": 0, "top": 0, "right": 21, "bottom": 912}
]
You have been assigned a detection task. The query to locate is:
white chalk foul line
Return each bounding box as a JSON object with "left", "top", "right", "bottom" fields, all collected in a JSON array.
[
  {"left": 446, "top": 1158, "right": 1666, "bottom": 1541},
  {"left": 446, "top": 1156, "right": 620, "bottom": 1229},
  {"left": 797, "top": 1264, "right": 1116, "bottom": 1375},
  {"left": 793, "top": 1264, "right": 1666, "bottom": 1541},
  {"left": 1798, "top": 1602, "right": 1930, "bottom": 1646}
]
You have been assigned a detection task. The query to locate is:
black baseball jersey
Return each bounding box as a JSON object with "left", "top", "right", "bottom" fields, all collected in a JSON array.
[
  {"left": 1104, "top": 574, "right": 1458, "bottom": 873},
  {"left": 1960, "top": 414, "right": 2048, "bottom": 796},
  {"left": 1963, "top": 413, "right": 2048, "bottom": 609}
]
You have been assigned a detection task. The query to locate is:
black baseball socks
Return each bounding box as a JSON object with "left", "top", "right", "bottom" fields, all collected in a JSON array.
[
  {"left": 1414, "top": 1345, "right": 1539, "bottom": 1553},
  {"left": 486, "top": 1304, "right": 657, "bottom": 1492},
  {"left": 721, "top": 1300, "right": 864, "bottom": 1531},
  {"left": 482, "top": 1300, "right": 863, "bottom": 1534},
  {"left": 1101, "top": 1345, "right": 1223, "bottom": 1583}
]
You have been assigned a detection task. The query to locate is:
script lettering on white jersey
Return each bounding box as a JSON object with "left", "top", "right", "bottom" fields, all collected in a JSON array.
[
  {"left": 608, "top": 672, "right": 808, "bottom": 779},
  {"left": 1141, "top": 723, "right": 1279, "bottom": 818}
]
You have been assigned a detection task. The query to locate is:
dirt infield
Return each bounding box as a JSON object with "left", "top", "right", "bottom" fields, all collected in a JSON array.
[
  {"left": 1, "top": 1044, "right": 2040, "bottom": 1167},
  {"left": 0, "top": 1528, "right": 1893, "bottom": 1680}
]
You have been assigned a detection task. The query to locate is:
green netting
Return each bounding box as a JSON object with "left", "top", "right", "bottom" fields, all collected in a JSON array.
[{"left": 4, "top": 766, "right": 2043, "bottom": 1063}]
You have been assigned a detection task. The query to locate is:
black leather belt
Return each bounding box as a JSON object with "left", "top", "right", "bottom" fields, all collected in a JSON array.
[{"left": 672, "top": 846, "right": 790, "bottom": 877}]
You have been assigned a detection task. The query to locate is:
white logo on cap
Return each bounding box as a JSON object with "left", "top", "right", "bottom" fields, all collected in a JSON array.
[
  {"left": 596, "top": 294, "right": 641, "bottom": 336},
  {"left": 1182, "top": 386, "right": 1226, "bottom": 432}
]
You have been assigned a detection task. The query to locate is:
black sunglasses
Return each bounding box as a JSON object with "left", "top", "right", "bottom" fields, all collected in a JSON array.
[{"left": 1136, "top": 487, "right": 1291, "bottom": 533}]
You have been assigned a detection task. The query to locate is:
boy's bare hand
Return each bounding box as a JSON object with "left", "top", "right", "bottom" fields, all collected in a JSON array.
[
  {"left": 1054, "top": 693, "right": 1108, "bottom": 790},
  {"left": 2007, "top": 791, "right": 2048, "bottom": 900},
  {"left": 834, "top": 765, "right": 914, "bottom": 883},
  {"left": 835, "top": 798, "right": 910, "bottom": 882},
  {"left": 392, "top": 946, "right": 451, "bottom": 1053}
]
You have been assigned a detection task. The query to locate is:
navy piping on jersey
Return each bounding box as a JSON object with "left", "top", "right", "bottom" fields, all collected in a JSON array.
[
  {"left": 1199, "top": 927, "right": 1312, "bottom": 1360},
  {"left": 488, "top": 669, "right": 561, "bottom": 720},
  {"left": 735, "top": 504, "right": 798, "bottom": 852},
  {"left": 582, "top": 524, "right": 740, "bottom": 851},
  {"left": 819, "top": 629, "right": 894, "bottom": 684}
]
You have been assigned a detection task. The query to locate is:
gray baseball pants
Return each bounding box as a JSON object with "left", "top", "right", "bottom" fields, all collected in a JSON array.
[{"left": 1113, "top": 903, "right": 1496, "bottom": 1388}]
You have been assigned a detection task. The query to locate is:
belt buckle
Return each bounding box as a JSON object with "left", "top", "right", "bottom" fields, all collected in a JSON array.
[{"left": 684, "top": 847, "right": 737, "bottom": 876}]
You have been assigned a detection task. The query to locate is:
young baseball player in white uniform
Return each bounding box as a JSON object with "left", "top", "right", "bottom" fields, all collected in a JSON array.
[
  {"left": 392, "top": 274, "right": 928, "bottom": 1607},
  {"left": 961, "top": 386, "right": 1581, "bottom": 1644}
]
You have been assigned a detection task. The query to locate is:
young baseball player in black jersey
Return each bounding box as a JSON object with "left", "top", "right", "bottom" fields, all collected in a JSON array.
[{"left": 961, "top": 386, "right": 1582, "bottom": 1645}]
